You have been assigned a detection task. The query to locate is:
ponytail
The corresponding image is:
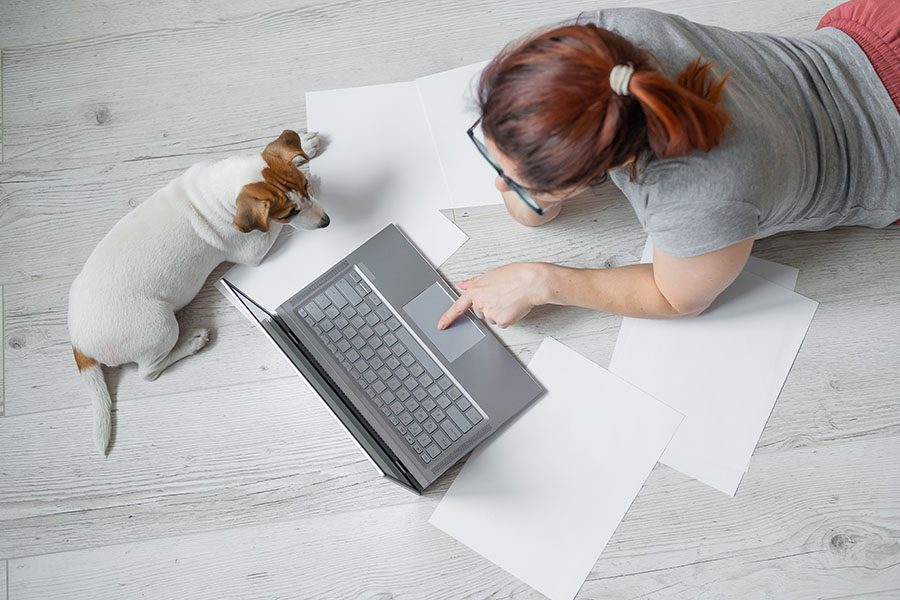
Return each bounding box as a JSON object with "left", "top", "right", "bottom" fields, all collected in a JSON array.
[{"left": 629, "top": 57, "right": 730, "bottom": 159}]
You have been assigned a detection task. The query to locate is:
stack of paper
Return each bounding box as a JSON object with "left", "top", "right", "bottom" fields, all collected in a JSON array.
[
  {"left": 430, "top": 338, "right": 683, "bottom": 600},
  {"left": 609, "top": 240, "right": 818, "bottom": 495}
]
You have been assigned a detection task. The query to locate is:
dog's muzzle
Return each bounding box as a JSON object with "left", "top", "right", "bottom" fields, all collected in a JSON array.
[{"left": 318, "top": 214, "right": 331, "bottom": 228}]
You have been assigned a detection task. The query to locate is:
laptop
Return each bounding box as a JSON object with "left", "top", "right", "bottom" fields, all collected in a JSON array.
[{"left": 223, "top": 224, "right": 544, "bottom": 493}]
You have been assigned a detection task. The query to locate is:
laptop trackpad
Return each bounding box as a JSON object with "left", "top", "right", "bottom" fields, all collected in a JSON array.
[{"left": 403, "top": 282, "right": 484, "bottom": 362}]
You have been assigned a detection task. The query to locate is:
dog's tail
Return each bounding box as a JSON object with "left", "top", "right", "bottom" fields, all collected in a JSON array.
[{"left": 73, "top": 346, "right": 112, "bottom": 455}]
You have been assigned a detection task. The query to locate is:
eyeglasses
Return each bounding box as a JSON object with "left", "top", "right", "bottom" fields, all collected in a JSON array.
[{"left": 467, "top": 118, "right": 545, "bottom": 216}]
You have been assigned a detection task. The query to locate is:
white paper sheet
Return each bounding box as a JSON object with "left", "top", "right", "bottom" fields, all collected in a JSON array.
[
  {"left": 430, "top": 337, "right": 683, "bottom": 600},
  {"left": 416, "top": 61, "right": 503, "bottom": 209},
  {"left": 221, "top": 81, "right": 467, "bottom": 311},
  {"left": 638, "top": 237, "right": 801, "bottom": 494},
  {"left": 609, "top": 263, "right": 817, "bottom": 496}
]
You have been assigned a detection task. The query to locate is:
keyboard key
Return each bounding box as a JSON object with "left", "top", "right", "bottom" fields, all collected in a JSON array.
[
  {"left": 374, "top": 323, "right": 389, "bottom": 336},
  {"left": 426, "top": 444, "right": 441, "bottom": 458},
  {"left": 349, "top": 270, "right": 362, "bottom": 283},
  {"left": 336, "top": 279, "right": 363, "bottom": 305},
  {"left": 386, "top": 377, "right": 402, "bottom": 391},
  {"left": 436, "top": 395, "right": 451, "bottom": 409},
  {"left": 395, "top": 328, "right": 443, "bottom": 378},
  {"left": 360, "top": 347, "right": 375, "bottom": 360},
  {"left": 383, "top": 333, "right": 398, "bottom": 347},
  {"left": 367, "top": 295, "right": 382, "bottom": 308},
  {"left": 417, "top": 433, "right": 431, "bottom": 447},
  {"left": 313, "top": 325, "right": 322, "bottom": 336},
  {"left": 370, "top": 356, "right": 384, "bottom": 370},
  {"left": 351, "top": 336, "right": 365, "bottom": 350},
  {"left": 427, "top": 384, "right": 441, "bottom": 399},
  {"left": 403, "top": 377, "right": 418, "bottom": 391},
  {"left": 324, "top": 305, "right": 340, "bottom": 319},
  {"left": 404, "top": 399, "right": 418, "bottom": 412},
  {"left": 421, "top": 453, "right": 431, "bottom": 464},
  {"left": 395, "top": 366, "right": 409, "bottom": 380},
  {"left": 327, "top": 343, "right": 337, "bottom": 354},
  {"left": 399, "top": 412, "right": 413, "bottom": 425},
  {"left": 386, "top": 317, "right": 401, "bottom": 330},
  {"left": 376, "top": 306, "right": 392, "bottom": 320},
  {"left": 465, "top": 407, "right": 483, "bottom": 424},
  {"left": 377, "top": 367, "right": 391, "bottom": 380},
  {"left": 383, "top": 390, "right": 396, "bottom": 404},
  {"left": 345, "top": 349, "right": 360, "bottom": 362},
  {"left": 314, "top": 294, "right": 331, "bottom": 310},
  {"left": 447, "top": 387, "right": 462, "bottom": 400},
  {"left": 414, "top": 408, "right": 429, "bottom": 422},
  {"left": 409, "top": 422, "right": 423, "bottom": 436},
  {"left": 363, "top": 370, "right": 378, "bottom": 384},
  {"left": 305, "top": 302, "right": 325, "bottom": 321},
  {"left": 365, "top": 313, "right": 380, "bottom": 326},
  {"left": 418, "top": 374, "right": 434, "bottom": 388},
  {"left": 327, "top": 329, "right": 342, "bottom": 343},
  {"left": 358, "top": 303, "right": 372, "bottom": 316},
  {"left": 353, "top": 359, "right": 367, "bottom": 373},
  {"left": 423, "top": 419, "right": 437, "bottom": 433},
  {"left": 380, "top": 405, "right": 392, "bottom": 417},
  {"left": 437, "top": 375, "right": 452, "bottom": 390},
  {"left": 440, "top": 420, "right": 462, "bottom": 441},
  {"left": 389, "top": 415, "right": 399, "bottom": 425},
  {"left": 350, "top": 315, "right": 365, "bottom": 329},
  {"left": 390, "top": 402, "right": 404, "bottom": 415},
  {"left": 455, "top": 397, "right": 472, "bottom": 411},
  {"left": 365, "top": 387, "right": 376, "bottom": 399},
  {"left": 405, "top": 434, "right": 416, "bottom": 446},
  {"left": 397, "top": 424, "right": 407, "bottom": 435},
  {"left": 325, "top": 287, "right": 348, "bottom": 309},
  {"left": 413, "top": 388, "right": 428, "bottom": 401},
  {"left": 410, "top": 364, "right": 425, "bottom": 378},
  {"left": 385, "top": 356, "right": 400, "bottom": 370},
  {"left": 393, "top": 344, "right": 407, "bottom": 357},
  {"left": 372, "top": 395, "right": 384, "bottom": 407},
  {"left": 337, "top": 339, "right": 351, "bottom": 353},
  {"left": 377, "top": 346, "right": 391, "bottom": 360},
  {"left": 433, "top": 408, "right": 446, "bottom": 422},
  {"left": 372, "top": 380, "right": 386, "bottom": 394},
  {"left": 400, "top": 354, "right": 414, "bottom": 367},
  {"left": 446, "top": 405, "right": 472, "bottom": 433},
  {"left": 356, "top": 282, "right": 370, "bottom": 297},
  {"left": 396, "top": 388, "right": 410, "bottom": 401},
  {"left": 369, "top": 337, "right": 383, "bottom": 350},
  {"left": 360, "top": 326, "right": 374, "bottom": 339},
  {"left": 297, "top": 307, "right": 308, "bottom": 318},
  {"left": 341, "top": 326, "right": 355, "bottom": 339},
  {"left": 334, "top": 316, "right": 349, "bottom": 330},
  {"left": 421, "top": 398, "right": 437, "bottom": 412},
  {"left": 433, "top": 430, "right": 451, "bottom": 450},
  {"left": 413, "top": 442, "right": 424, "bottom": 454}
]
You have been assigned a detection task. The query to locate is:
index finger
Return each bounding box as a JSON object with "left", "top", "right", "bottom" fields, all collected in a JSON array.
[{"left": 438, "top": 294, "right": 473, "bottom": 330}]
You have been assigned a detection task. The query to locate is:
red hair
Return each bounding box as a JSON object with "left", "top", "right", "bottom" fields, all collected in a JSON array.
[{"left": 478, "top": 23, "right": 730, "bottom": 192}]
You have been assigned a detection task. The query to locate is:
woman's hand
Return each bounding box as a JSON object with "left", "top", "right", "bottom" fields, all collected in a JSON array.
[{"left": 438, "top": 263, "right": 549, "bottom": 329}]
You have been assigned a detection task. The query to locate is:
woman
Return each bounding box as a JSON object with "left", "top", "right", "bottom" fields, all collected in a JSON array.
[{"left": 438, "top": 0, "right": 899, "bottom": 330}]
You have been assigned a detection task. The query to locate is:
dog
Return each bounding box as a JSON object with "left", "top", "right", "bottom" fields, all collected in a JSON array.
[{"left": 68, "top": 129, "right": 329, "bottom": 455}]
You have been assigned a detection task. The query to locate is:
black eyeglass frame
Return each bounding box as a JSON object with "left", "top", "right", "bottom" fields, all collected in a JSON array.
[{"left": 466, "top": 118, "right": 545, "bottom": 216}]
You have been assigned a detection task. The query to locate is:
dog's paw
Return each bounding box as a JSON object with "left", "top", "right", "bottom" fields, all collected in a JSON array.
[
  {"left": 299, "top": 130, "right": 320, "bottom": 159},
  {"left": 184, "top": 328, "right": 210, "bottom": 354}
]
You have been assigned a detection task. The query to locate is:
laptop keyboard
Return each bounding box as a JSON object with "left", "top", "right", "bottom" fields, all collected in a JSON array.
[{"left": 296, "top": 269, "right": 483, "bottom": 466}]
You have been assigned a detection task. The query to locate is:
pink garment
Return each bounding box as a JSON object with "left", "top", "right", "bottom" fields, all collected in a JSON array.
[{"left": 818, "top": 0, "right": 900, "bottom": 113}]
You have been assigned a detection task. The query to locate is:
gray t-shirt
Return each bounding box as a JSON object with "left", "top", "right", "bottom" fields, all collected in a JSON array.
[{"left": 595, "top": 8, "right": 900, "bottom": 257}]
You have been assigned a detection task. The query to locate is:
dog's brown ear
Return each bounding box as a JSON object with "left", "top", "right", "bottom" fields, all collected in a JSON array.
[
  {"left": 263, "top": 129, "right": 308, "bottom": 165},
  {"left": 233, "top": 182, "right": 276, "bottom": 233}
]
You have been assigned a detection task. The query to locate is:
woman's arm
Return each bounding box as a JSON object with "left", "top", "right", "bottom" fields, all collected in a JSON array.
[{"left": 438, "top": 238, "right": 754, "bottom": 328}]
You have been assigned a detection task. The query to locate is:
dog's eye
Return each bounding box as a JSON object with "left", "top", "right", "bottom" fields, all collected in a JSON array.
[{"left": 288, "top": 207, "right": 300, "bottom": 218}]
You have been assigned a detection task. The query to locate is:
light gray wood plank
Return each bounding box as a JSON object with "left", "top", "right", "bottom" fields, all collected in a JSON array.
[
  {"left": 1, "top": 285, "right": 5, "bottom": 416},
  {"left": 0, "top": 0, "right": 828, "bottom": 168},
  {"left": 0, "top": 375, "right": 433, "bottom": 559},
  {"left": 7, "top": 435, "right": 899, "bottom": 599},
  {"left": 1, "top": 561, "right": 6, "bottom": 600}
]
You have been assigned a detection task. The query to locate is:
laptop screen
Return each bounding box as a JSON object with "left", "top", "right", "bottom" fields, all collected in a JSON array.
[{"left": 222, "top": 280, "right": 419, "bottom": 492}]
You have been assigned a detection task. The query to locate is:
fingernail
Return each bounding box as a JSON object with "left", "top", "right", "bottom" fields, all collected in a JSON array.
[{"left": 437, "top": 320, "right": 445, "bottom": 330}]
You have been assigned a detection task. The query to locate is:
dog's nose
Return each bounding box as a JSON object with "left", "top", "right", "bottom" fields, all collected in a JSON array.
[{"left": 318, "top": 214, "right": 330, "bottom": 228}]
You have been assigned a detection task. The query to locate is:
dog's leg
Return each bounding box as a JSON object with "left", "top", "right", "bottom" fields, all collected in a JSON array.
[{"left": 138, "top": 327, "right": 210, "bottom": 381}]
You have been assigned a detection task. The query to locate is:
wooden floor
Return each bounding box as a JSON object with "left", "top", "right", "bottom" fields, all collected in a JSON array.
[{"left": 1, "top": 0, "right": 898, "bottom": 598}]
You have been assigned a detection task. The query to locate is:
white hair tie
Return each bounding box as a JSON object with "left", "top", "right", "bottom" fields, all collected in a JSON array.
[{"left": 609, "top": 63, "right": 634, "bottom": 96}]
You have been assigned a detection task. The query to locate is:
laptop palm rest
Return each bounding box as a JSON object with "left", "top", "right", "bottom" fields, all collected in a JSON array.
[{"left": 402, "top": 282, "right": 484, "bottom": 362}]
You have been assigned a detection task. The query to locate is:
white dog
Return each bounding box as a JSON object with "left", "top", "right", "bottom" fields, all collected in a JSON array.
[{"left": 68, "top": 130, "right": 328, "bottom": 455}]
